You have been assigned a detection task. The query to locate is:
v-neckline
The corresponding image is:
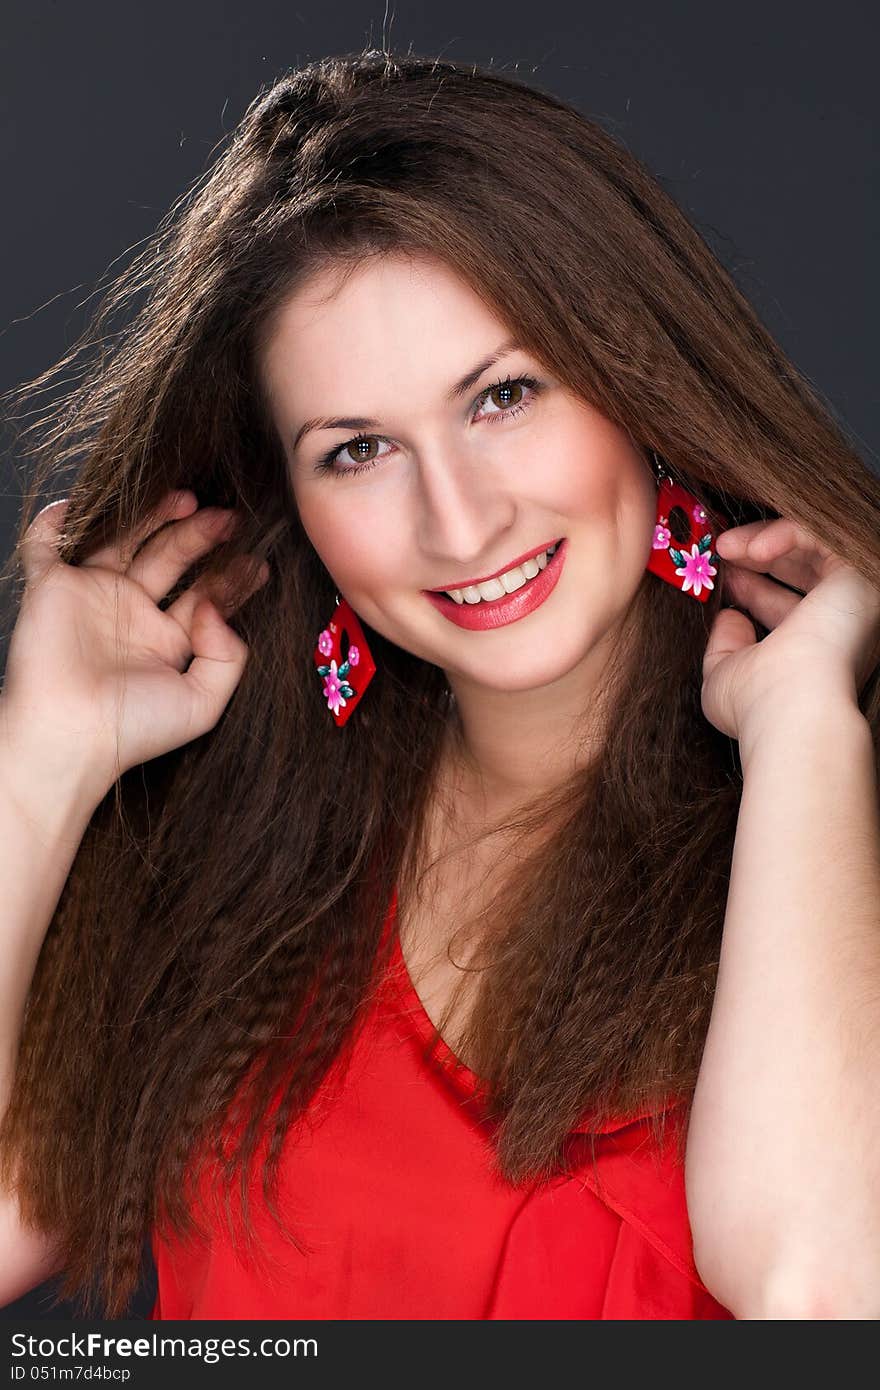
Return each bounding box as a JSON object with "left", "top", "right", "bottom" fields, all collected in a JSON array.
[
  {"left": 381, "top": 886, "right": 685, "bottom": 1138},
  {"left": 386, "top": 886, "right": 489, "bottom": 1097}
]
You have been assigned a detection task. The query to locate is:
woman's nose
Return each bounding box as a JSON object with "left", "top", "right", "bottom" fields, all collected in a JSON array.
[{"left": 414, "top": 442, "right": 516, "bottom": 563}]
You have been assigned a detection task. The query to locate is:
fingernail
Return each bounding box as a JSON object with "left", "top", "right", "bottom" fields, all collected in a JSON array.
[{"left": 216, "top": 511, "right": 239, "bottom": 537}]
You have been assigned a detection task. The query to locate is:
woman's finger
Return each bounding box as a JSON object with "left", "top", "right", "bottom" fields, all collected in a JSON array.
[
  {"left": 17, "top": 498, "right": 72, "bottom": 588},
  {"left": 716, "top": 519, "right": 824, "bottom": 593},
  {"left": 80, "top": 490, "right": 200, "bottom": 573},
  {"left": 722, "top": 565, "right": 802, "bottom": 631},
  {"left": 718, "top": 517, "right": 827, "bottom": 557},
  {"left": 180, "top": 599, "right": 252, "bottom": 734},
  {"left": 165, "top": 555, "right": 270, "bottom": 637},
  {"left": 125, "top": 505, "right": 238, "bottom": 601}
]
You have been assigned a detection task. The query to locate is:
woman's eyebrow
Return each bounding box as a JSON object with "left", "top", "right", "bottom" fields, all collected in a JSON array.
[{"left": 290, "top": 336, "right": 526, "bottom": 451}]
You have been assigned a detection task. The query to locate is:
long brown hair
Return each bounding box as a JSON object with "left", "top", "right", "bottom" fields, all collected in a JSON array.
[{"left": 1, "top": 48, "right": 878, "bottom": 1318}]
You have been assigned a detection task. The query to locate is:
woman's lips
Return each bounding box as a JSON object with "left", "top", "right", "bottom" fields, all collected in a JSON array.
[
  {"left": 426, "top": 537, "right": 561, "bottom": 593},
  {"left": 422, "top": 538, "right": 567, "bottom": 631}
]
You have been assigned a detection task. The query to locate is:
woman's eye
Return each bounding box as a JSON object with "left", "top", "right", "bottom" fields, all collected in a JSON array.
[
  {"left": 318, "top": 433, "right": 393, "bottom": 473},
  {"left": 474, "top": 375, "right": 540, "bottom": 423},
  {"left": 315, "top": 373, "right": 542, "bottom": 476}
]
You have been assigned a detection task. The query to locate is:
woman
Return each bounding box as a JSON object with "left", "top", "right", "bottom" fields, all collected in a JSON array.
[{"left": 1, "top": 49, "right": 878, "bottom": 1321}]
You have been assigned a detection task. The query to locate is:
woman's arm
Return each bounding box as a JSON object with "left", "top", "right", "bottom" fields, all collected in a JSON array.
[
  {"left": 685, "top": 692, "right": 880, "bottom": 1319},
  {"left": 0, "top": 710, "right": 103, "bottom": 1306}
]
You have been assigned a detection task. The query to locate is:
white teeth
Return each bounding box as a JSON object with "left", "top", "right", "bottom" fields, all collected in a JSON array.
[{"left": 444, "top": 542, "right": 560, "bottom": 604}]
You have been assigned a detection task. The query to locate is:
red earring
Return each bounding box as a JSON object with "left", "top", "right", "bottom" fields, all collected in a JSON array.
[
  {"left": 313, "top": 595, "right": 377, "bottom": 727},
  {"left": 646, "top": 454, "right": 729, "bottom": 603}
]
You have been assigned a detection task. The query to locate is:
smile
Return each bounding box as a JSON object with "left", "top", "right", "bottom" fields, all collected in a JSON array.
[{"left": 422, "top": 538, "right": 567, "bottom": 631}]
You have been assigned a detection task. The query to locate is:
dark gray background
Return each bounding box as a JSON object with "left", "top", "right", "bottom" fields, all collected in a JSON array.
[{"left": 1, "top": 0, "right": 876, "bottom": 1321}]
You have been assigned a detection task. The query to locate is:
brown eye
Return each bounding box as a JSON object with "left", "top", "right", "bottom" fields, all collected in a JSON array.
[
  {"left": 475, "top": 374, "right": 541, "bottom": 424},
  {"left": 341, "top": 434, "right": 380, "bottom": 465},
  {"left": 315, "top": 429, "right": 393, "bottom": 477},
  {"left": 486, "top": 380, "right": 525, "bottom": 411}
]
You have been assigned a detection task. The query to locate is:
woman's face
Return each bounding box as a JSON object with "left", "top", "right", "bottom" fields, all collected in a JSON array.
[{"left": 261, "top": 252, "right": 657, "bottom": 696}]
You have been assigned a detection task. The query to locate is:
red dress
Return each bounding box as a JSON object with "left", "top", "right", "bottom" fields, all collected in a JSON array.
[{"left": 150, "top": 888, "right": 734, "bottom": 1320}]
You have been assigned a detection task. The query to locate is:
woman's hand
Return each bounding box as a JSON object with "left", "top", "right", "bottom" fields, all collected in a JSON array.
[
  {"left": 700, "top": 517, "right": 880, "bottom": 752},
  {"left": 1, "top": 489, "right": 270, "bottom": 806}
]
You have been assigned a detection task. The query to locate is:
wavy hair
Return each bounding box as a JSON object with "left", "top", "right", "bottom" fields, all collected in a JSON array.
[{"left": 1, "top": 47, "right": 878, "bottom": 1317}]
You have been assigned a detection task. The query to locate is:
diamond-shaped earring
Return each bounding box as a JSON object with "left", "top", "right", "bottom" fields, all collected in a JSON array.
[
  {"left": 646, "top": 452, "right": 729, "bottom": 603},
  {"left": 313, "top": 594, "right": 376, "bottom": 727}
]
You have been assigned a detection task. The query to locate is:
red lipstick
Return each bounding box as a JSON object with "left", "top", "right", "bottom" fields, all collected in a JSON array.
[
  {"left": 423, "top": 538, "right": 567, "bottom": 631},
  {"left": 426, "top": 538, "right": 562, "bottom": 594}
]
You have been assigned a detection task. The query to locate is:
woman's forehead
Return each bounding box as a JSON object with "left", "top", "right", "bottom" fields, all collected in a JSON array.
[{"left": 260, "top": 257, "right": 523, "bottom": 430}]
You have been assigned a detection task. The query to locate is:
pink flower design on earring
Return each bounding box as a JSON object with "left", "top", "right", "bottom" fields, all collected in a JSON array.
[
  {"left": 653, "top": 521, "right": 672, "bottom": 549},
  {"left": 675, "top": 543, "right": 717, "bottom": 597},
  {"left": 691, "top": 503, "right": 708, "bottom": 526},
  {"left": 322, "top": 660, "right": 347, "bottom": 715},
  {"left": 347, "top": 645, "right": 360, "bottom": 667},
  {"left": 317, "top": 629, "right": 333, "bottom": 657}
]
